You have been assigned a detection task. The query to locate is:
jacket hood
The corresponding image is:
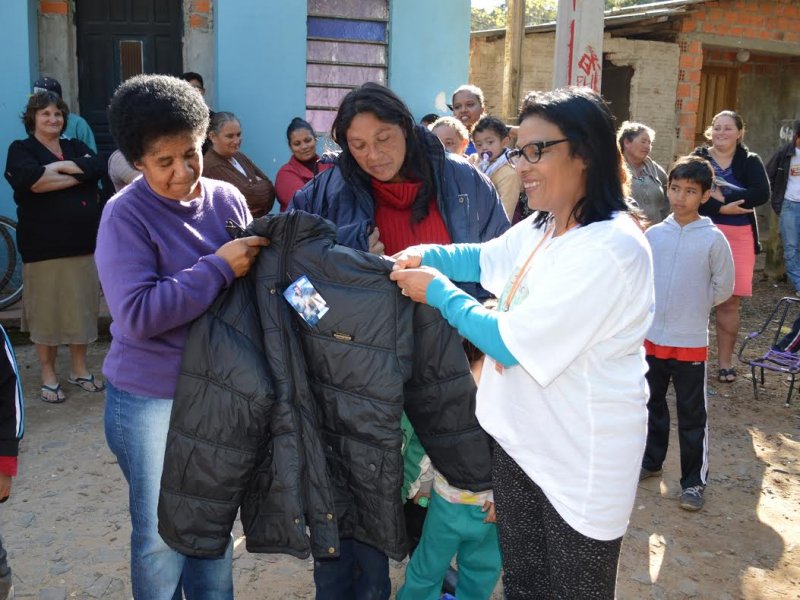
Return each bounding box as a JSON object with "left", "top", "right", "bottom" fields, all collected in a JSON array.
[
  {"left": 247, "top": 211, "right": 338, "bottom": 248},
  {"left": 662, "top": 214, "right": 715, "bottom": 230}
]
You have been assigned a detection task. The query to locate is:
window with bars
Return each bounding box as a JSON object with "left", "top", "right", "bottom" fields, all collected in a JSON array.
[{"left": 305, "top": 0, "right": 389, "bottom": 136}]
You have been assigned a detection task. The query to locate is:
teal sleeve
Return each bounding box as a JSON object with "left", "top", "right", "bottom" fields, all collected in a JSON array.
[
  {"left": 420, "top": 244, "right": 482, "bottom": 283},
  {"left": 426, "top": 277, "right": 518, "bottom": 366},
  {"left": 401, "top": 413, "right": 426, "bottom": 501}
]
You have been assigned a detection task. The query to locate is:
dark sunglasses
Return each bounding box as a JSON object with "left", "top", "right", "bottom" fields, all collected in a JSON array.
[{"left": 505, "top": 138, "right": 569, "bottom": 166}]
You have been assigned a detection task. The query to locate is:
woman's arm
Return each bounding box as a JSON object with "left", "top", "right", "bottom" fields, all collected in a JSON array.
[
  {"left": 726, "top": 152, "right": 770, "bottom": 208},
  {"left": 396, "top": 243, "right": 483, "bottom": 283},
  {"left": 391, "top": 266, "right": 517, "bottom": 365},
  {"left": 236, "top": 154, "right": 276, "bottom": 216},
  {"left": 426, "top": 277, "right": 517, "bottom": 365},
  {"left": 96, "top": 211, "right": 235, "bottom": 340},
  {"left": 30, "top": 161, "right": 84, "bottom": 193}
]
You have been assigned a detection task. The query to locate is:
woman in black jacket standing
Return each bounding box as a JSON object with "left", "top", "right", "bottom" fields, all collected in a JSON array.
[
  {"left": 693, "top": 110, "right": 770, "bottom": 383},
  {"left": 4, "top": 91, "right": 106, "bottom": 403}
]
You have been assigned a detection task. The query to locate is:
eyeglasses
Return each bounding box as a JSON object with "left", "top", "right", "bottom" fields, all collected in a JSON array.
[{"left": 505, "top": 139, "right": 569, "bottom": 166}]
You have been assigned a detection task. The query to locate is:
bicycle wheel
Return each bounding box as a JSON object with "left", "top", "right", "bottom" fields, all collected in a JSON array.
[{"left": 0, "top": 216, "right": 23, "bottom": 310}]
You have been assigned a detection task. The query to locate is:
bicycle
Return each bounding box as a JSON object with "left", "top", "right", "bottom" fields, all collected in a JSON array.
[{"left": 0, "top": 216, "right": 22, "bottom": 310}]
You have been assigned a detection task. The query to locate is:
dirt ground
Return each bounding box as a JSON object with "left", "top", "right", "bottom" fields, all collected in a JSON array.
[{"left": 1, "top": 274, "right": 799, "bottom": 599}]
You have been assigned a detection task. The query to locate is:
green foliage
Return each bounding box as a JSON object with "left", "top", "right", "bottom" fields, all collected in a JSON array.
[{"left": 471, "top": 0, "right": 663, "bottom": 30}]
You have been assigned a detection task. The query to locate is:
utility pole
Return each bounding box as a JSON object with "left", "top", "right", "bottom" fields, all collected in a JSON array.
[
  {"left": 553, "top": 0, "right": 605, "bottom": 91},
  {"left": 501, "top": 0, "right": 525, "bottom": 121}
]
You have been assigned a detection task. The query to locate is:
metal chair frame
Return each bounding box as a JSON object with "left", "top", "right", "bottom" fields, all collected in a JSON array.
[{"left": 738, "top": 296, "right": 800, "bottom": 407}]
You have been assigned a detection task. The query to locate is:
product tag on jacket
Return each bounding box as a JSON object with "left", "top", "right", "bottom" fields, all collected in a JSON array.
[{"left": 283, "top": 275, "right": 329, "bottom": 326}]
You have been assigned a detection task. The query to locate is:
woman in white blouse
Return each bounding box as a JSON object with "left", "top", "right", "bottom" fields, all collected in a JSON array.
[{"left": 391, "top": 87, "right": 654, "bottom": 599}]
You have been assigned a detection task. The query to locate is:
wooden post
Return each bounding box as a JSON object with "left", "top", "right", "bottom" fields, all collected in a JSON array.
[
  {"left": 501, "top": 0, "right": 525, "bottom": 121},
  {"left": 553, "top": 0, "right": 605, "bottom": 91}
]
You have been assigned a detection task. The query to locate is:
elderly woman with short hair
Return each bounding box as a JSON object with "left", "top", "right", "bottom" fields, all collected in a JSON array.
[
  {"left": 4, "top": 90, "right": 106, "bottom": 403},
  {"left": 617, "top": 121, "right": 669, "bottom": 224},
  {"left": 203, "top": 111, "right": 275, "bottom": 217},
  {"left": 96, "top": 74, "right": 268, "bottom": 598}
]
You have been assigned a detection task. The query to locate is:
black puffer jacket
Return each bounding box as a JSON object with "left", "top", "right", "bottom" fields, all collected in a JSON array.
[{"left": 158, "top": 211, "right": 493, "bottom": 561}]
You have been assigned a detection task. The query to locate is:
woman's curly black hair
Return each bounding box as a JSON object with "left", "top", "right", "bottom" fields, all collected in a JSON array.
[
  {"left": 21, "top": 91, "right": 69, "bottom": 136},
  {"left": 108, "top": 74, "right": 209, "bottom": 164},
  {"left": 331, "top": 82, "right": 435, "bottom": 224},
  {"left": 518, "top": 87, "right": 632, "bottom": 229}
]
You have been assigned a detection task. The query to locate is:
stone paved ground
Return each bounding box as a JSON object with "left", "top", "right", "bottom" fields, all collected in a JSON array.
[{"left": 1, "top": 275, "right": 799, "bottom": 598}]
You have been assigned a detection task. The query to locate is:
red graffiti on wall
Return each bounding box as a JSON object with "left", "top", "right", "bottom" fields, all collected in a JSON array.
[{"left": 576, "top": 45, "right": 600, "bottom": 91}]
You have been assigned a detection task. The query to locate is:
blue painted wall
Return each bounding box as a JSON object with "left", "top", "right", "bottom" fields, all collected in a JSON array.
[
  {"left": 215, "top": 0, "right": 308, "bottom": 183},
  {"left": 0, "top": 0, "right": 38, "bottom": 218},
  {"left": 388, "top": 0, "right": 471, "bottom": 122}
]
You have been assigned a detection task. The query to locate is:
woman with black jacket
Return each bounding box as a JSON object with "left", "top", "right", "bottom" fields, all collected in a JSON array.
[
  {"left": 693, "top": 110, "right": 770, "bottom": 383},
  {"left": 4, "top": 91, "right": 107, "bottom": 403}
]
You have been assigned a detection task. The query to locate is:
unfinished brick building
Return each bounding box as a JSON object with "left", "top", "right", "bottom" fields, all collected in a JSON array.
[{"left": 470, "top": 0, "right": 800, "bottom": 168}]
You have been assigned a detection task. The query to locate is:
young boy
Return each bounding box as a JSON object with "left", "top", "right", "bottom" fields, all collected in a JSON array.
[
  {"left": 640, "top": 155, "right": 734, "bottom": 511},
  {"left": 0, "top": 325, "right": 23, "bottom": 599},
  {"left": 472, "top": 116, "right": 520, "bottom": 220},
  {"left": 398, "top": 343, "right": 501, "bottom": 600}
]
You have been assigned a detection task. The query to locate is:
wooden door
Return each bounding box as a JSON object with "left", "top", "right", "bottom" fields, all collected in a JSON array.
[
  {"left": 76, "top": 0, "right": 183, "bottom": 155},
  {"left": 696, "top": 66, "right": 739, "bottom": 146}
]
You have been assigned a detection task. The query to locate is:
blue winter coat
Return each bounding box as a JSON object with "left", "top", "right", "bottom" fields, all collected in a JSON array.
[{"left": 289, "top": 126, "right": 510, "bottom": 299}]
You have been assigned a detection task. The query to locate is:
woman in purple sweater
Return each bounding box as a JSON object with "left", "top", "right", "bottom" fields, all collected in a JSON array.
[{"left": 96, "top": 75, "right": 268, "bottom": 599}]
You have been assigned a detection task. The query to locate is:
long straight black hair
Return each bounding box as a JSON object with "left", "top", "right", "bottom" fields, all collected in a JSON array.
[
  {"left": 518, "top": 87, "right": 632, "bottom": 229},
  {"left": 331, "top": 82, "right": 435, "bottom": 223}
]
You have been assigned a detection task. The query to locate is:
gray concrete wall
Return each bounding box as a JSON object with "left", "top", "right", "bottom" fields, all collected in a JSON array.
[
  {"left": 184, "top": 0, "right": 216, "bottom": 108},
  {"left": 737, "top": 62, "right": 785, "bottom": 160},
  {"left": 37, "top": 11, "right": 78, "bottom": 112}
]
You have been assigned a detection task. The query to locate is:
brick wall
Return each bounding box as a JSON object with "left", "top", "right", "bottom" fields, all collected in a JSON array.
[
  {"left": 39, "top": 0, "right": 68, "bottom": 15},
  {"left": 469, "top": 32, "right": 555, "bottom": 120},
  {"left": 674, "top": 0, "right": 800, "bottom": 157},
  {"left": 188, "top": 0, "right": 212, "bottom": 32},
  {"left": 470, "top": 33, "right": 679, "bottom": 168},
  {"left": 604, "top": 38, "right": 680, "bottom": 169}
]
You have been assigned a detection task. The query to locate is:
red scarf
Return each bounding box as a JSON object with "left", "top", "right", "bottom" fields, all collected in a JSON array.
[{"left": 371, "top": 178, "right": 452, "bottom": 256}]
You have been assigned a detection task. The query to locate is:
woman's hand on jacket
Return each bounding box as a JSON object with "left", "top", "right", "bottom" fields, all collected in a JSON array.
[
  {"left": 215, "top": 236, "right": 270, "bottom": 278},
  {"left": 718, "top": 199, "right": 753, "bottom": 215},
  {"left": 390, "top": 267, "right": 441, "bottom": 303},
  {"left": 368, "top": 226, "right": 385, "bottom": 255},
  {"left": 391, "top": 246, "right": 424, "bottom": 270}
]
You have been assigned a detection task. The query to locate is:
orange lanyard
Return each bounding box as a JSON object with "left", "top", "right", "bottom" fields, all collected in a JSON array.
[{"left": 502, "top": 222, "right": 555, "bottom": 312}]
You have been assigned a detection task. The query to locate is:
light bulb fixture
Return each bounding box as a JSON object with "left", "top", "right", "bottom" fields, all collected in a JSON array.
[{"left": 736, "top": 49, "right": 751, "bottom": 63}]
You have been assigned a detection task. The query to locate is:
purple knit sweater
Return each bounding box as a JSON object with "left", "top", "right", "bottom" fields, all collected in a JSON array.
[{"left": 95, "top": 176, "right": 251, "bottom": 398}]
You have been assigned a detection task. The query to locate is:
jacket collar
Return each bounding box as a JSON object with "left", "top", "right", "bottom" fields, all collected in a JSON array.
[{"left": 247, "top": 211, "right": 337, "bottom": 248}]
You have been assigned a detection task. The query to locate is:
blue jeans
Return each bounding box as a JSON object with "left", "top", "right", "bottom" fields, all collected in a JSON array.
[
  {"left": 780, "top": 199, "right": 800, "bottom": 291},
  {"left": 104, "top": 381, "right": 233, "bottom": 600},
  {"left": 313, "top": 539, "right": 391, "bottom": 600}
]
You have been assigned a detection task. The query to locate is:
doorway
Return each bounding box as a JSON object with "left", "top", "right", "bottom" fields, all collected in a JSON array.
[
  {"left": 695, "top": 66, "right": 739, "bottom": 146},
  {"left": 76, "top": 0, "right": 183, "bottom": 154}
]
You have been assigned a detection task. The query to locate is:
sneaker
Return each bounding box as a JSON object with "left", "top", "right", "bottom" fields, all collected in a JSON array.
[
  {"left": 679, "top": 485, "right": 705, "bottom": 511},
  {"left": 639, "top": 467, "right": 663, "bottom": 481}
]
